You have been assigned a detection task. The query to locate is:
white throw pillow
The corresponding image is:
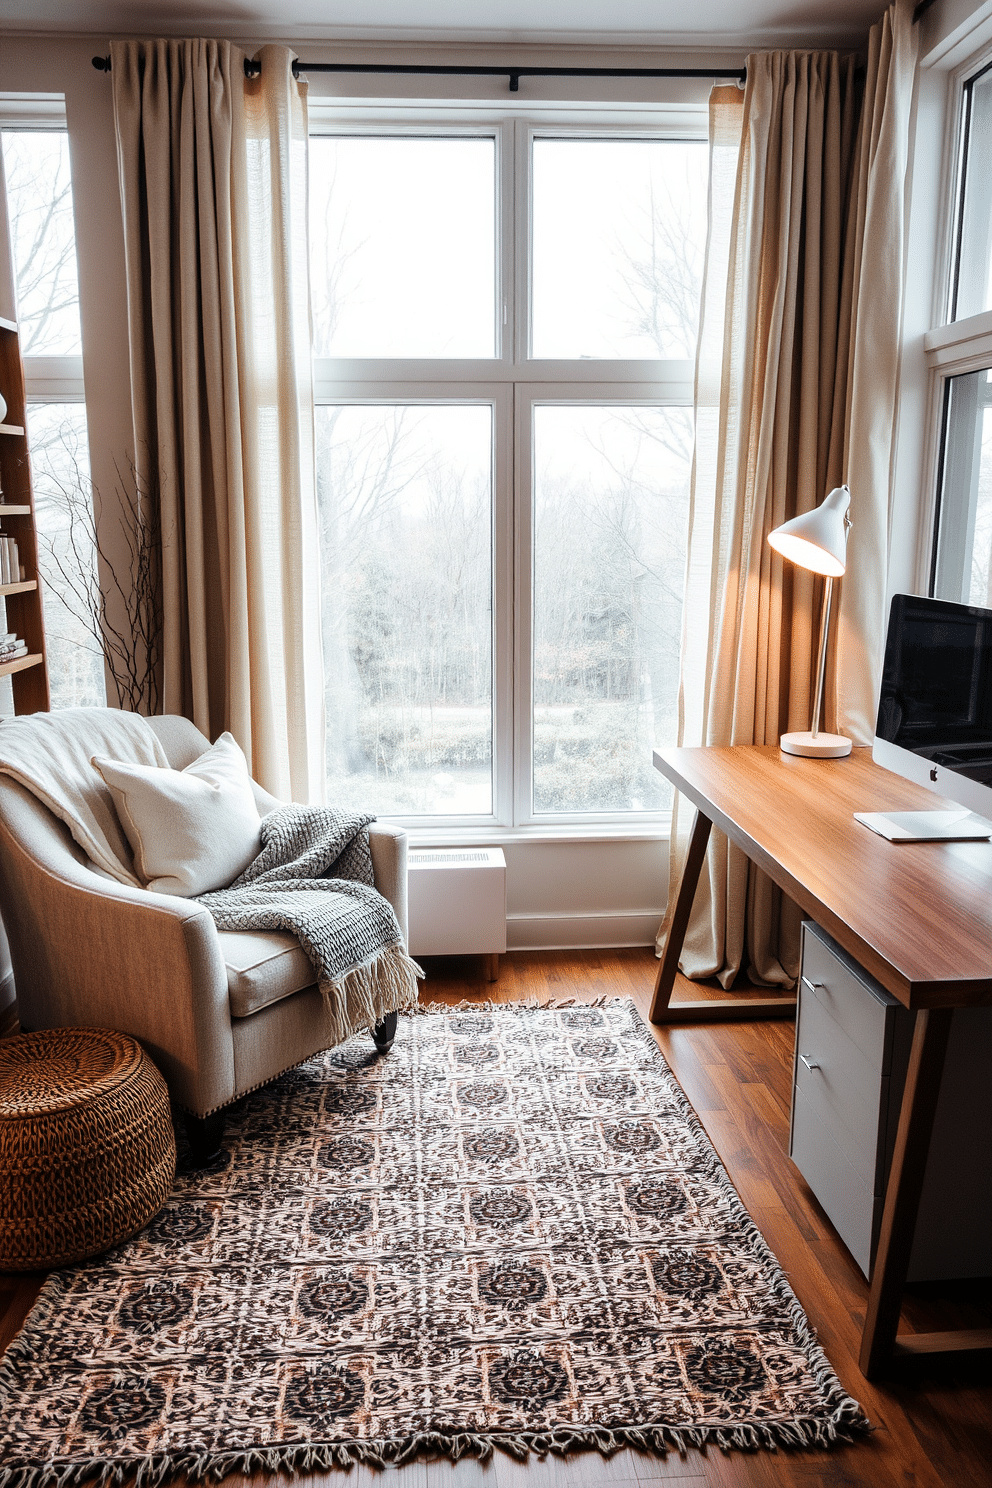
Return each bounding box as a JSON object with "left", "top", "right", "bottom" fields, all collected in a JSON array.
[{"left": 92, "top": 732, "right": 263, "bottom": 897}]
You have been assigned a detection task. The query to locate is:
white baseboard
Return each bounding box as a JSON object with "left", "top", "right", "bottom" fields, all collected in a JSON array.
[{"left": 506, "top": 910, "right": 661, "bottom": 951}]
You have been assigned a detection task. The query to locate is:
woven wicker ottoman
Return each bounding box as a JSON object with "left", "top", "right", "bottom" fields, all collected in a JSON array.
[{"left": 0, "top": 1027, "right": 176, "bottom": 1270}]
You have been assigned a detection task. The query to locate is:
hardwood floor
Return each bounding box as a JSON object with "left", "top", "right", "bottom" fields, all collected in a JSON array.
[{"left": 2, "top": 947, "right": 991, "bottom": 1487}]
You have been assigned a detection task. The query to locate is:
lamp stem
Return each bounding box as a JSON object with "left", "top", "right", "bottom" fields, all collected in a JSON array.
[{"left": 810, "top": 576, "right": 833, "bottom": 741}]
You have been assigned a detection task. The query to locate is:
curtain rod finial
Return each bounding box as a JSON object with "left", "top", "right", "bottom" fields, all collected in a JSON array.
[{"left": 92, "top": 55, "right": 110, "bottom": 72}]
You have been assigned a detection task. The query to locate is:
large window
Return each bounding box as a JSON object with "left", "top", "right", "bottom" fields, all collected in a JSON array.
[
  {"left": 311, "top": 117, "right": 707, "bottom": 827},
  {"left": 1, "top": 124, "right": 105, "bottom": 709}
]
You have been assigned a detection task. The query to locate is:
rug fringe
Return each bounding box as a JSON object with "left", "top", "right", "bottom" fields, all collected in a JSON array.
[
  {"left": 407, "top": 992, "right": 621, "bottom": 1016},
  {"left": 0, "top": 1409, "right": 874, "bottom": 1488}
]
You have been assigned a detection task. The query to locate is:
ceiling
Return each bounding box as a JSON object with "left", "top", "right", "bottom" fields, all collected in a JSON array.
[{"left": 0, "top": 0, "right": 889, "bottom": 49}]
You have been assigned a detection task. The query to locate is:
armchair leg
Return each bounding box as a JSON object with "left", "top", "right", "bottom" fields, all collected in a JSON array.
[
  {"left": 183, "top": 1111, "right": 226, "bottom": 1167},
  {"left": 372, "top": 1011, "right": 398, "bottom": 1053}
]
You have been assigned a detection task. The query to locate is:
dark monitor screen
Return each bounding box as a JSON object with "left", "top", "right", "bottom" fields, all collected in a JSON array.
[{"left": 876, "top": 594, "right": 992, "bottom": 787}]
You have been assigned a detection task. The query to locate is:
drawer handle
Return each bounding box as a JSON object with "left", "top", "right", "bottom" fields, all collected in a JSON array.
[
  {"left": 800, "top": 976, "right": 825, "bottom": 993},
  {"left": 799, "top": 1053, "right": 821, "bottom": 1072}
]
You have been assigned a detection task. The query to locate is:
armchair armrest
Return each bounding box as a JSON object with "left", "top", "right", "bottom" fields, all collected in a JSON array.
[
  {"left": 369, "top": 823, "right": 408, "bottom": 943},
  {"left": 0, "top": 784, "right": 235, "bottom": 1114},
  {"left": 248, "top": 782, "right": 408, "bottom": 944}
]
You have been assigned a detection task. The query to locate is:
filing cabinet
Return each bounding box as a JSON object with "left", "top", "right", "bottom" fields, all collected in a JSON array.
[{"left": 790, "top": 919, "right": 992, "bottom": 1280}]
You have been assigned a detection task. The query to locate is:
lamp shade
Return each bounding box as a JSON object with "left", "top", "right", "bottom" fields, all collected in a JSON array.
[{"left": 767, "top": 484, "right": 851, "bottom": 577}]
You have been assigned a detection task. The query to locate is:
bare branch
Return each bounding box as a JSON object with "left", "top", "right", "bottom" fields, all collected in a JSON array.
[{"left": 33, "top": 425, "right": 162, "bottom": 713}]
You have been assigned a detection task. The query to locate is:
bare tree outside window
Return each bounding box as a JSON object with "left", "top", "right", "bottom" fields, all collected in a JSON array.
[
  {"left": 2, "top": 128, "right": 105, "bottom": 710},
  {"left": 1, "top": 131, "right": 82, "bottom": 356},
  {"left": 309, "top": 131, "right": 706, "bottom": 819},
  {"left": 24, "top": 407, "right": 106, "bottom": 707},
  {"left": 533, "top": 405, "right": 693, "bottom": 813},
  {"left": 316, "top": 404, "right": 493, "bottom": 815}
]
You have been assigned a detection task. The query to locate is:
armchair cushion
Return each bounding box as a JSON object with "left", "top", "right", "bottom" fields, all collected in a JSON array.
[
  {"left": 220, "top": 929, "right": 314, "bottom": 1017},
  {"left": 93, "top": 733, "right": 262, "bottom": 897}
]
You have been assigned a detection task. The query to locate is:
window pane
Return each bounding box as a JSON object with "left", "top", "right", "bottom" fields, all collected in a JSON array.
[
  {"left": 317, "top": 404, "right": 493, "bottom": 814},
  {"left": 532, "top": 405, "right": 691, "bottom": 813},
  {"left": 1, "top": 131, "right": 83, "bottom": 355},
  {"left": 26, "top": 405, "right": 106, "bottom": 709},
  {"left": 932, "top": 369, "right": 992, "bottom": 606},
  {"left": 310, "top": 138, "right": 495, "bottom": 358},
  {"left": 532, "top": 139, "right": 707, "bottom": 359},
  {"left": 955, "top": 67, "right": 992, "bottom": 320}
]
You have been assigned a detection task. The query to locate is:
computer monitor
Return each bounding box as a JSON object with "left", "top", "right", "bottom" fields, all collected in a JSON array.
[{"left": 867, "top": 592, "right": 992, "bottom": 838}]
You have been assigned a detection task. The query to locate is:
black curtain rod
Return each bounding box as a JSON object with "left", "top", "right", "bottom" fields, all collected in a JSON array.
[{"left": 92, "top": 56, "right": 746, "bottom": 92}]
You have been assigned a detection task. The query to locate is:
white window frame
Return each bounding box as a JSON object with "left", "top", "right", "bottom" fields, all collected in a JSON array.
[
  {"left": 310, "top": 103, "right": 705, "bottom": 835},
  {"left": 918, "top": 38, "right": 992, "bottom": 592}
]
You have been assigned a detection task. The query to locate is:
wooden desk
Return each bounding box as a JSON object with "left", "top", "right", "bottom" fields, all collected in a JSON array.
[{"left": 652, "top": 745, "right": 992, "bottom": 1377}]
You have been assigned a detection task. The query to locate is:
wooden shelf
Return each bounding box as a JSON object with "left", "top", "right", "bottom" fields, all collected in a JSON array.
[
  {"left": 0, "top": 317, "right": 49, "bottom": 712},
  {"left": 0, "top": 652, "right": 42, "bottom": 679}
]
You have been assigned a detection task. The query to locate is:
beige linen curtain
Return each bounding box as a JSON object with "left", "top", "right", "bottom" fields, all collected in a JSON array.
[
  {"left": 837, "top": 1, "right": 920, "bottom": 742},
  {"left": 659, "top": 0, "right": 918, "bottom": 988},
  {"left": 112, "top": 39, "right": 326, "bottom": 803}
]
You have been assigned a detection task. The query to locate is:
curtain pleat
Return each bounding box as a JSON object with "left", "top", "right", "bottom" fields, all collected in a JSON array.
[
  {"left": 836, "top": 0, "right": 920, "bottom": 745},
  {"left": 111, "top": 38, "right": 326, "bottom": 804},
  {"left": 659, "top": 3, "right": 917, "bottom": 988}
]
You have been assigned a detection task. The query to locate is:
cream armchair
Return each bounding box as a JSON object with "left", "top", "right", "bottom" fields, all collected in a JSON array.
[{"left": 0, "top": 715, "right": 408, "bottom": 1160}]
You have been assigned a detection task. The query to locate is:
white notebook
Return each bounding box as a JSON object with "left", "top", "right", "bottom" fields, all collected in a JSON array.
[{"left": 853, "top": 810, "right": 992, "bottom": 842}]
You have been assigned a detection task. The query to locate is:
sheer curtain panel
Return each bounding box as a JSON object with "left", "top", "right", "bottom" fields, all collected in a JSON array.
[{"left": 112, "top": 39, "right": 326, "bottom": 803}]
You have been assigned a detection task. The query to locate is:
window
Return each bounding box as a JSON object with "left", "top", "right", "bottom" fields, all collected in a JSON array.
[
  {"left": 950, "top": 62, "right": 992, "bottom": 323},
  {"left": 310, "top": 116, "right": 707, "bottom": 828},
  {"left": 1, "top": 124, "right": 105, "bottom": 709}
]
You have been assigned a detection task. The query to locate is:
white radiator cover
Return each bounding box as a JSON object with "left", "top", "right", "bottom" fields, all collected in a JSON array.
[{"left": 407, "top": 848, "right": 507, "bottom": 957}]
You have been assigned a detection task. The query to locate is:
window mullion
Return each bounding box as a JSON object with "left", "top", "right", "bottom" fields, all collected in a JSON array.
[{"left": 512, "top": 383, "right": 535, "bottom": 828}]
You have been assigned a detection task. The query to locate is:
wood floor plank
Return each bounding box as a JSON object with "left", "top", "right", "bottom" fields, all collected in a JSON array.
[{"left": 0, "top": 1272, "right": 45, "bottom": 1353}]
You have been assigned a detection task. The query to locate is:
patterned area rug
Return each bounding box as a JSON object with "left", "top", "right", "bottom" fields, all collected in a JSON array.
[{"left": 0, "top": 999, "right": 869, "bottom": 1484}]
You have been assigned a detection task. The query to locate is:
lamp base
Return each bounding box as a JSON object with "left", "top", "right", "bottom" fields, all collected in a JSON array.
[{"left": 780, "top": 730, "right": 852, "bottom": 759}]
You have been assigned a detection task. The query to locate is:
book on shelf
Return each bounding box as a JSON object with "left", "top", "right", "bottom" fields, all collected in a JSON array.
[{"left": 0, "top": 535, "right": 19, "bottom": 586}]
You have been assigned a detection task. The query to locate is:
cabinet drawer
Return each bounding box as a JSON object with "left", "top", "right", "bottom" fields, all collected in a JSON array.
[
  {"left": 791, "top": 1085, "right": 878, "bottom": 1276},
  {"left": 801, "top": 922, "right": 896, "bottom": 1072},
  {"left": 794, "top": 982, "right": 889, "bottom": 1192}
]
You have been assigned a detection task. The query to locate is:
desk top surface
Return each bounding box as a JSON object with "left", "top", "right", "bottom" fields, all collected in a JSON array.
[{"left": 654, "top": 745, "right": 992, "bottom": 1010}]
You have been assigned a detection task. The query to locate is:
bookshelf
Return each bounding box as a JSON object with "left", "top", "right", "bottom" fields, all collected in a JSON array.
[{"left": 0, "top": 314, "right": 49, "bottom": 713}]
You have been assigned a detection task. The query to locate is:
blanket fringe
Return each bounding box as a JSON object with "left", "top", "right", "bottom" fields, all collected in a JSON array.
[{"left": 320, "top": 942, "right": 423, "bottom": 1043}]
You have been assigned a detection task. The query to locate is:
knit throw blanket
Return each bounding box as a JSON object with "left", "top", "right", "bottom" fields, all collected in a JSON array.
[{"left": 197, "top": 805, "right": 422, "bottom": 1045}]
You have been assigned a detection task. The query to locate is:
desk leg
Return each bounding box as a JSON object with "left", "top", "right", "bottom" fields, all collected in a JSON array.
[
  {"left": 649, "top": 810, "right": 797, "bottom": 1026},
  {"left": 859, "top": 1007, "right": 952, "bottom": 1378},
  {"left": 650, "top": 810, "right": 711, "bottom": 1021}
]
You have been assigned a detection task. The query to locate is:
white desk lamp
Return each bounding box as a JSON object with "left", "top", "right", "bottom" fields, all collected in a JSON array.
[{"left": 767, "top": 483, "right": 852, "bottom": 758}]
